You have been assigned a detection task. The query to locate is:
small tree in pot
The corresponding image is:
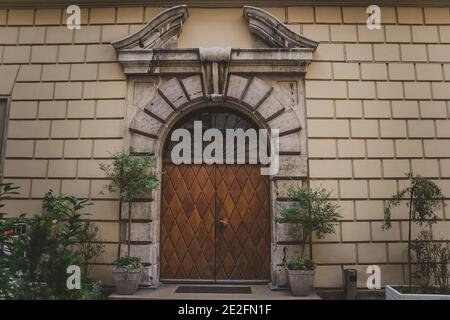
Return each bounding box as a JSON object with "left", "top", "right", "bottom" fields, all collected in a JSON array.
[
  {"left": 112, "top": 256, "right": 144, "bottom": 295},
  {"left": 276, "top": 185, "right": 341, "bottom": 296},
  {"left": 382, "top": 174, "right": 448, "bottom": 298},
  {"left": 383, "top": 174, "right": 443, "bottom": 288},
  {"left": 100, "top": 152, "right": 159, "bottom": 295}
]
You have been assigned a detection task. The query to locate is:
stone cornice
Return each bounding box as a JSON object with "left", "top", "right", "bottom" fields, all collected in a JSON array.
[{"left": 116, "top": 48, "right": 315, "bottom": 75}]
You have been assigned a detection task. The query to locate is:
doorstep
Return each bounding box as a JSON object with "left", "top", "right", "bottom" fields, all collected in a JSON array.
[{"left": 108, "top": 284, "right": 321, "bottom": 300}]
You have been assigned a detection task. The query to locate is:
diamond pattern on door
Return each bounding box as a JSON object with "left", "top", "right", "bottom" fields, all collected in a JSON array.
[
  {"left": 161, "top": 164, "right": 216, "bottom": 280},
  {"left": 215, "top": 165, "right": 271, "bottom": 280},
  {"left": 160, "top": 164, "right": 270, "bottom": 281}
]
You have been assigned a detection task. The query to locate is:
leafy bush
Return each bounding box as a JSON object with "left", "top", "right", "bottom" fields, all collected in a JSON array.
[
  {"left": 115, "top": 256, "right": 143, "bottom": 272},
  {"left": 0, "top": 180, "right": 20, "bottom": 218},
  {"left": 276, "top": 185, "right": 341, "bottom": 271},
  {"left": 0, "top": 188, "right": 104, "bottom": 300},
  {"left": 0, "top": 180, "right": 21, "bottom": 297},
  {"left": 100, "top": 152, "right": 159, "bottom": 257},
  {"left": 77, "top": 220, "right": 103, "bottom": 275},
  {"left": 434, "top": 243, "right": 449, "bottom": 292},
  {"left": 382, "top": 173, "right": 445, "bottom": 288},
  {"left": 411, "top": 230, "right": 449, "bottom": 294},
  {"left": 383, "top": 174, "right": 443, "bottom": 230},
  {"left": 280, "top": 257, "right": 316, "bottom": 271},
  {"left": 411, "top": 230, "right": 438, "bottom": 293},
  {"left": 99, "top": 152, "right": 159, "bottom": 202}
]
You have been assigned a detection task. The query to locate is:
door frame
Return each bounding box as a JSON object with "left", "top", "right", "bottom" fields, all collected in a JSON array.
[{"left": 121, "top": 75, "right": 308, "bottom": 288}]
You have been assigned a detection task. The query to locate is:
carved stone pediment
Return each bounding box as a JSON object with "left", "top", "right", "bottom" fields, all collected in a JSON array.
[
  {"left": 111, "top": 5, "right": 188, "bottom": 50},
  {"left": 243, "top": 6, "right": 319, "bottom": 49},
  {"left": 111, "top": 5, "right": 318, "bottom": 76}
]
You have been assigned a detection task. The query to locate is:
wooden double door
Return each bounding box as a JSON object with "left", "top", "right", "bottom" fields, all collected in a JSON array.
[{"left": 160, "top": 164, "right": 271, "bottom": 282}]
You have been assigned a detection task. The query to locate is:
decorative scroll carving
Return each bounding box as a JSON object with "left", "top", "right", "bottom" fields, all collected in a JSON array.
[
  {"left": 243, "top": 6, "right": 319, "bottom": 49},
  {"left": 112, "top": 5, "right": 318, "bottom": 75},
  {"left": 111, "top": 5, "right": 188, "bottom": 50}
]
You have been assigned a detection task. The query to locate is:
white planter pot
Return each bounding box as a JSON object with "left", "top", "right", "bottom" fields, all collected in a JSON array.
[
  {"left": 287, "top": 270, "right": 315, "bottom": 296},
  {"left": 112, "top": 267, "right": 142, "bottom": 295},
  {"left": 385, "top": 285, "right": 450, "bottom": 300}
]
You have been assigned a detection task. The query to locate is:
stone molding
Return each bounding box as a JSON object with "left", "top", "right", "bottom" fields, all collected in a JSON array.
[{"left": 115, "top": 48, "right": 316, "bottom": 75}]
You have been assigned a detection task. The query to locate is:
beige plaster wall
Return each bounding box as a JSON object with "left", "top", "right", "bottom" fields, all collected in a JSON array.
[
  {"left": 1, "top": 5, "right": 450, "bottom": 287},
  {"left": 177, "top": 8, "right": 254, "bottom": 48}
]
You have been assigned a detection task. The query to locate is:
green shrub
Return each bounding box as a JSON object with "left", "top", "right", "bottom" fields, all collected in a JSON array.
[
  {"left": 100, "top": 152, "right": 159, "bottom": 258},
  {"left": 115, "top": 256, "right": 143, "bottom": 272},
  {"left": 276, "top": 185, "right": 341, "bottom": 271},
  {"left": 382, "top": 173, "right": 446, "bottom": 289},
  {"left": 280, "top": 257, "right": 316, "bottom": 271},
  {"left": 0, "top": 187, "right": 104, "bottom": 300},
  {"left": 99, "top": 152, "right": 159, "bottom": 202},
  {"left": 411, "top": 230, "right": 450, "bottom": 294}
]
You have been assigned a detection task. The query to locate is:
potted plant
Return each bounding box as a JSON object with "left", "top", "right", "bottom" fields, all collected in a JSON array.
[
  {"left": 99, "top": 152, "right": 159, "bottom": 295},
  {"left": 276, "top": 185, "right": 341, "bottom": 296},
  {"left": 382, "top": 173, "right": 450, "bottom": 300},
  {"left": 283, "top": 257, "right": 316, "bottom": 296},
  {"left": 111, "top": 256, "right": 144, "bottom": 295}
]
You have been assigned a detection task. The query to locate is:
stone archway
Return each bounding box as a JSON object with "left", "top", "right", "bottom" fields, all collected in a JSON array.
[{"left": 112, "top": 5, "right": 318, "bottom": 287}]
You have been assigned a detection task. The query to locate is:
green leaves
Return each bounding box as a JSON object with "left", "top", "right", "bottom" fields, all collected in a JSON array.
[
  {"left": 99, "top": 153, "right": 160, "bottom": 201},
  {"left": 382, "top": 174, "right": 447, "bottom": 291},
  {"left": 411, "top": 230, "right": 450, "bottom": 293},
  {"left": 115, "top": 256, "right": 143, "bottom": 272},
  {"left": 42, "top": 190, "right": 93, "bottom": 244},
  {"left": 276, "top": 186, "right": 341, "bottom": 240},
  {"left": 280, "top": 257, "right": 316, "bottom": 271},
  {"left": 383, "top": 173, "right": 444, "bottom": 230},
  {"left": 276, "top": 185, "right": 341, "bottom": 261},
  {"left": 0, "top": 186, "right": 104, "bottom": 299},
  {"left": 0, "top": 180, "right": 20, "bottom": 218}
]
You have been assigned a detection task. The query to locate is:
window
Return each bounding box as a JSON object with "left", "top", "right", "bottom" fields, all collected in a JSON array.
[
  {"left": 0, "top": 98, "right": 10, "bottom": 175},
  {"left": 163, "top": 107, "right": 261, "bottom": 163}
]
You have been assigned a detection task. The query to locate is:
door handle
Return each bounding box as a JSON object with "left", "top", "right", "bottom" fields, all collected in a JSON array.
[{"left": 219, "top": 218, "right": 229, "bottom": 227}]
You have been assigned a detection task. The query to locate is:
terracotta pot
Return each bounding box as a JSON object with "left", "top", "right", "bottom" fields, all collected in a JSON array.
[
  {"left": 112, "top": 267, "right": 142, "bottom": 295},
  {"left": 287, "top": 269, "right": 315, "bottom": 296}
]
